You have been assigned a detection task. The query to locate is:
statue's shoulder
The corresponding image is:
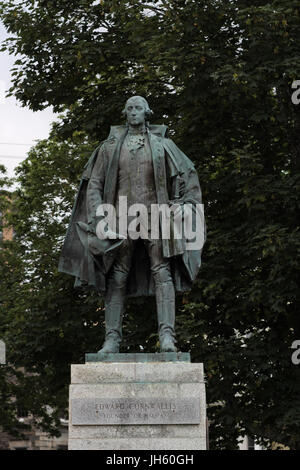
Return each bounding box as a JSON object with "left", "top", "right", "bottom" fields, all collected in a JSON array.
[
  {"left": 106, "top": 125, "right": 127, "bottom": 141},
  {"left": 81, "top": 136, "right": 111, "bottom": 177},
  {"left": 148, "top": 124, "right": 168, "bottom": 139},
  {"left": 105, "top": 124, "right": 169, "bottom": 141},
  {"left": 94, "top": 127, "right": 125, "bottom": 155}
]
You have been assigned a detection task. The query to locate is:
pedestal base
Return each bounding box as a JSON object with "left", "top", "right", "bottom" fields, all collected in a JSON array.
[{"left": 68, "top": 354, "right": 207, "bottom": 450}]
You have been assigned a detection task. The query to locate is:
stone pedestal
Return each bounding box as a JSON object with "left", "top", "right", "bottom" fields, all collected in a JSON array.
[{"left": 68, "top": 353, "right": 207, "bottom": 450}]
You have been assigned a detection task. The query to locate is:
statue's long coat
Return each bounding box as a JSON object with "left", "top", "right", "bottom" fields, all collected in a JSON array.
[{"left": 58, "top": 125, "right": 205, "bottom": 296}]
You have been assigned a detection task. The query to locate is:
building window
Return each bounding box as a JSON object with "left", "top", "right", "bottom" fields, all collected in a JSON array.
[
  {"left": 248, "top": 437, "right": 255, "bottom": 450},
  {"left": 16, "top": 405, "right": 29, "bottom": 419}
]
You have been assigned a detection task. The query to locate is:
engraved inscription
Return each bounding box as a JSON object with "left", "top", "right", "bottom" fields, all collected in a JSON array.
[{"left": 71, "top": 398, "right": 200, "bottom": 425}]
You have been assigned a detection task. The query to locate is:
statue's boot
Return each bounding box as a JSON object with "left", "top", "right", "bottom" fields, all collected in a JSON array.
[
  {"left": 98, "top": 337, "right": 120, "bottom": 354},
  {"left": 98, "top": 333, "right": 120, "bottom": 354},
  {"left": 98, "top": 293, "right": 124, "bottom": 354},
  {"left": 156, "top": 281, "right": 177, "bottom": 353},
  {"left": 160, "top": 333, "right": 177, "bottom": 352}
]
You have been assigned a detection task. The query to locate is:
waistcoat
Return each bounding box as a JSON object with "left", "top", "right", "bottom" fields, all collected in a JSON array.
[{"left": 116, "top": 132, "right": 157, "bottom": 209}]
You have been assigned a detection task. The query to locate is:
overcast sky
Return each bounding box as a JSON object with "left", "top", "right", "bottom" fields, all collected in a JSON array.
[{"left": 0, "top": 20, "right": 55, "bottom": 179}]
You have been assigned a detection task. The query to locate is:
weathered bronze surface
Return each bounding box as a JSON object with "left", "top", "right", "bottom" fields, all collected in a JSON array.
[{"left": 59, "top": 96, "right": 205, "bottom": 353}]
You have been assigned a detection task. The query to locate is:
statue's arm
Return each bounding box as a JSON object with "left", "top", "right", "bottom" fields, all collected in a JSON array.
[
  {"left": 183, "top": 166, "right": 202, "bottom": 205},
  {"left": 86, "top": 144, "right": 107, "bottom": 230}
]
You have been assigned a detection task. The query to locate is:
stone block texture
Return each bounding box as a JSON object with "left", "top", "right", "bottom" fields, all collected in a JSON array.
[{"left": 69, "top": 361, "right": 206, "bottom": 450}]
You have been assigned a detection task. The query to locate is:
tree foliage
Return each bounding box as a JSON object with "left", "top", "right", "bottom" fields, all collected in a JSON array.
[{"left": 0, "top": 0, "right": 300, "bottom": 449}]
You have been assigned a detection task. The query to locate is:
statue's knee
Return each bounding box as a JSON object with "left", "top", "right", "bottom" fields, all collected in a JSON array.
[
  {"left": 151, "top": 265, "right": 172, "bottom": 286},
  {"left": 113, "top": 273, "right": 128, "bottom": 289},
  {"left": 107, "top": 266, "right": 129, "bottom": 289}
]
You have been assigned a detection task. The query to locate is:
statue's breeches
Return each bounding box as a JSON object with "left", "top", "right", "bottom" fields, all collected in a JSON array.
[{"left": 104, "top": 238, "right": 175, "bottom": 342}]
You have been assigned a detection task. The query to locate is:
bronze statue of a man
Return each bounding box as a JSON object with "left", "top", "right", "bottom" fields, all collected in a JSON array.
[{"left": 58, "top": 96, "right": 205, "bottom": 354}]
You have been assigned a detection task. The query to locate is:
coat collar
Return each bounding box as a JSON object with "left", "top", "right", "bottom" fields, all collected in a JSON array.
[{"left": 107, "top": 124, "right": 168, "bottom": 141}]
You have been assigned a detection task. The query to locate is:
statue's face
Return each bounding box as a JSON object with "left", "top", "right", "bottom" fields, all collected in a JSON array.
[{"left": 125, "top": 98, "right": 146, "bottom": 126}]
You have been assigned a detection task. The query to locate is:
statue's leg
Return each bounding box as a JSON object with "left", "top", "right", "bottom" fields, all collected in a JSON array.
[
  {"left": 146, "top": 239, "right": 177, "bottom": 352},
  {"left": 98, "top": 240, "right": 133, "bottom": 354}
]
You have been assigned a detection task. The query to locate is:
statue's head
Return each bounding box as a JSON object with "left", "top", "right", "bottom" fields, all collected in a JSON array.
[{"left": 122, "top": 96, "right": 153, "bottom": 126}]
